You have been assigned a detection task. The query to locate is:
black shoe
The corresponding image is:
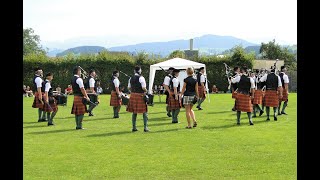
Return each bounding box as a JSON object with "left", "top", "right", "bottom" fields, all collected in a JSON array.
[
  {"left": 76, "top": 127, "right": 86, "bottom": 130},
  {"left": 237, "top": 123, "right": 240, "bottom": 125},
  {"left": 281, "top": 112, "right": 288, "bottom": 115},
  {"left": 167, "top": 113, "right": 172, "bottom": 117},
  {"left": 274, "top": 116, "right": 277, "bottom": 121},
  {"left": 198, "top": 107, "right": 203, "bottom": 110},
  {"left": 193, "top": 122, "right": 197, "bottom": 127},
  {"left": 144, "top": 129, "right": 150, "bottom": 132},
  {"left": 38, "top": 119, "right": 47, "bottom": 122},
  {"left": 113, "top": 115, "right": 119, "bottom": 118},
  {"left": 249, "top": 122, "right": 254, "bottom": 125},
  {"left": 196, "top": 105, "right": 200, "bottom": 109},
  {"left": 259, "top": 110, "right": 264, "bottom": 116},
  {"left": 266, "top": 118, "right": 270, "bottom": 121},
  {"left": 172, "top": 121, "right": 179, "bottom": 123},
  {"left": 48, "top": 123, "right": 54, "bottom": 126},
  {"left": 278, "top": 113, "right": 281, "bottom": 116},
  {"left": 232, "top": 108, "right": 236, "bottom": 111},
  {"left": 132, "top": 128, "right": 138, "bottom": 132},
  {"left": 88, "top": 112, "right": 94, "bottom": 116},
  {"left": 252, "top": 115, "right": 257, "bottom": 118}
]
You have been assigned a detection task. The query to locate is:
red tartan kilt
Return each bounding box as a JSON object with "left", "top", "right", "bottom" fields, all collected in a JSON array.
[
  {"left": 252, "top": 90, "right": 263, "bottom": 105},
  {"left": 232, "top": 91, "right": 238, "bottom": 99},
  {"left": 264, "top": 90, "right": 279, "bottom": 107},
  {"left": 32, "top": 92, "right": 44, "bottom": 109},
  {"left": 110, "top": 91, "right": 122, "bottom": 106},
  {"left": 126, "top": 93, "right": 147, "bottom": 113},
  {"left": 71, "top": 95, "right": 87, "bottom": 115},
  {"left": 198, "top": 86, "right": 206, "bottom": 98},
  {"left": 280, "top": 90, "right": 289, "bottom": 101},
  {"left": 236, "top": 93, "right": 253, "bottom": 112},
  {"left": 168, "top": 93, "right": 181, "bottom": 110},
  {"left": 43, "top": 95, "right": 58, "bottom": 112}
]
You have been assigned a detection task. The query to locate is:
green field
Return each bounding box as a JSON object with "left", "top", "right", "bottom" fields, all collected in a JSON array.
[{"left": 23, "top": 93, "right": 297, "bottom": 179}]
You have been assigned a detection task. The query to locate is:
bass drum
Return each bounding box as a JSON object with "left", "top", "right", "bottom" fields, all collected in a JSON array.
[{"left": 54, "top": 94, "right": 67, "bottom": 106}]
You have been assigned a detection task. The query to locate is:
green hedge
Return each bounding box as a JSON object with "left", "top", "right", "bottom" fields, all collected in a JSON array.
[{"left": 23, "top": 51, "right": 253, "bottom": 93}]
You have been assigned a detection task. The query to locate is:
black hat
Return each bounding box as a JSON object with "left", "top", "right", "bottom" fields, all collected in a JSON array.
[
  {"left": 34, "top": 67, "right": 42, "bottom": 72},
  {"left": 89, "top": 69, "right": 95, "bottom": 74},
  {"left": 113, "top": 70, "right": 119, "bottom": 75},
  {"left": 134, "top": 65, "right": 141, "bottom": 72},
  {"left": 199, "top": 67, "right": 205, "bottom": 71},
  {"left": 168, "top": 67, "right": 175, "bottom": 70},
  {"left": 173, "top": 69, "right": 180, "bottom": 73},
  {"left": 281, "top": 66, "right": 286, "bottom": 70},
  {"left": 45, "top": 72, "right": 53, "bottom": 77}
]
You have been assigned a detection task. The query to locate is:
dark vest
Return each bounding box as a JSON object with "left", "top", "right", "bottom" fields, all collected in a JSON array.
[
  {"left": 85, "top": 76, "right": 97, "bottom": 91},
  {"left": 32, "top": 75, "right": 42, "bottom": 92},
  {"left": 44, "top": 80, "right": 53, "bottom": 97},
  {"left": 279, "top": 73, "right": 286, "bottom": 90},
  {"left": 167, "top": 74, "right": 173, "bottom": 89},
  {"left": 237, "top": 75, "right": 251, "bottom": 94},
  {"left": 184, "top": 76, "right": 197, "bottom": 96},
  {"left": 71, "top": 76, "right": 82, "bottom": 95},
  {"left": 110, "top": 76, "right": 120, "bottom": 91},
  {"left": 170, "top": 76, "right": 180, "bottom": 92},
  {"left": 197, "top": 73, "right": 206, "bottom": 86},
  {"left": 266, "top": 73, "right": 279, "bottom": 91},
  {"left": 130, "top": 75, "right": 144, "bottom": 93}
]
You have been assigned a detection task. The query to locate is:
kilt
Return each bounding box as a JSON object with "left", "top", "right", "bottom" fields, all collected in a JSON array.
[
  {"left": 232, "top": 91, "right": 238, "bottom": 99},
  {"left": 126, "top": 93, "right": 147, "bottom": 113},
  {"left": 32, "top": 92, "right": 44, "bottom": 109},
  {"left": 280, "top": 89, "right": 289, "bottom": 102},
  {"left": 198, "top": 86, "right": 206, "bottom": 99},
  {"left": 168, "top": 92, "right": 181, "bottom": 110},
  {"left": 110, "top": 91, "right": 122, "bottom": 106},
  {"left": 43, "top": 95, "right": 58, "bottom": 112},
  {"left": 264, "top": 90, "right": 279, "bottom": 107},
  {"left": 236, "top": 93, "right": 253, "bottom": 112},
  {"left": 166, "top": 94, "right": 169, "bottom": 104},
  {"left": 252, "top": 89, "right": 263, "bottom": 105},
  {"left": 71, "top": 95, "right": 87, "bottom": 115}
]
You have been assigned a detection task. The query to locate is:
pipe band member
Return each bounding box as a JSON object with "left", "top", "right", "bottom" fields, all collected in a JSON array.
[
  {"left": 43, "top": 72, "right": 58, "bottom": 126},
  {"left": 110, "top": 70, "right": 122, "bottom": 118},
  {"left": 278, "top": 66, "right": 289, "bottom": 115},
  {"left": 163, "top": 67, "right": 175, "bottom": 117},
  {"left": 32, "top": 67, "right": 47, "bottom": 122},
  {"left": 196, "top": 67, "right": 206, "bottom": 110},
  {"left": 168, "top": 69, "right": 181, "bottom": 123}
]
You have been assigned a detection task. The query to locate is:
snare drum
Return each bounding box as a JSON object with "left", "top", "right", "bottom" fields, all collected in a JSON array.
[
  {"left": 121, "top": 93, "right": 130, "bottom": 106},
  {"left": 146, "top": 94, "right": 154, "bottom": 106},
  {"left": 88, "top": 93, "right": 99, "bottom": 104},
  {"left": 54, "top": 94, "right": 67, "bottom": 106}
]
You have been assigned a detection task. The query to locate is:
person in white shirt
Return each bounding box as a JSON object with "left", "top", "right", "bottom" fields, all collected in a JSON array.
[
  {"left": 168, "top": 69, "right": 181, "bottom": 123},
  {"left": 86, "top": 69, "right": 98, "bottom": 116},
  {"left": 71, "top": 66, "right": 90, "bottom": 130},
  {"left": 31, "top": 67, "right": 47, "bottom": 122},
  {"left": 163, "top": 67, "right": 175, "bottom": 117},
  {"left": 43, "top": 73, "right": 58, "bottom": 126},
  {"left": 196, "top": 67, "right": 207, "bottom": 110},
  {"left": 231, "top": 67, "right": 255, "bottom": 125},
  {"left": 96, "top": 81, "right": 103, "bottom": 95},
  {"left": 230, "top": 67, "right": 241, "bottom": 111},
  {"left": 278, "top": 66, "right": 290, "bottom": 115},
  {"left": 110, "top": 70, "right": 122, "bottom": 118},
  {"left": 127, "top": 66, "right": 149, "bottom": 132},
  {"left": 259, "top": 68, "right": 283, "bottom": 121}
]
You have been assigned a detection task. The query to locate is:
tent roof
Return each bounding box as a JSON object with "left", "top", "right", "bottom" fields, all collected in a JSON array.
[{"left": 150, "top": 58, "right": 205, "bottom": 70}]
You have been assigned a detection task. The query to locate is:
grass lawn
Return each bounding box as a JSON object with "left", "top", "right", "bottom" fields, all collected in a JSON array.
[{"left": 23, "top": 93, "right": 297, "bottom": 179}]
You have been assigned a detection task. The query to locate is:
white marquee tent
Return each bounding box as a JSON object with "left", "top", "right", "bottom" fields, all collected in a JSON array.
[{"left": 148, "top": 58, "right": 209, "bottom": 97}]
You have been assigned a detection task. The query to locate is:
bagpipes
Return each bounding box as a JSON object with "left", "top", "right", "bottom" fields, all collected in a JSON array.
[
  {"left": 271, "top": 59, "right": 279, "bottom": 75},
  {"left": 223, "top": 63, "right": 233, "bottom": 90}
]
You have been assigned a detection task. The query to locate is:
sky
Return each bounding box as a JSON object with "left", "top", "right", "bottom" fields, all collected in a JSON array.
[{"left": 23, "top": 0, "right": 297, "bottom": 50}]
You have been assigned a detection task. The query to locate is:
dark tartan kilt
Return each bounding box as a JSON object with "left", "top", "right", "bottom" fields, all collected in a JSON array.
[
  {"left": 166, "top": 94, "right": 169, "bottom": 104},
  {"left": 236, "top": 93, "right": 253, "bottom": 112},
  {"left": 279, "top": 89, "right": 289, "bottom": 101},
  {"left": 252, "top": 89, "right": 263, "bottom": 105},
  {"left": 232, "top": 91, "right": 237, "bottom": 99},
  {"left": 264, "top": 90, "right": 279, "bottom": 107},
  {"left": 198, "top": 86, "right": 206, "bottom": 99},
  {"left": 110, "top": 91, "right": 122, "bottom": 106},
  {"left": 126, "top": 93, "right": 147, "bottom": 113},
  {"left": 71, "top": 95, "right": 87, "bottom": 115},
  {"left": 168, "top": 92, "right": 181, "bottom": 110},
  {"left": 43, "top": 98, "right": 58, "bottom": 112},
  {"left": 32, "top": 92, "right": 44, "bottom": 109}
]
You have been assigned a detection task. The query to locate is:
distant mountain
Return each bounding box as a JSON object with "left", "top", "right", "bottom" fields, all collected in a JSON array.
[
  {"left": 108, "top": 34, "right": 258, "bottom": 56},
  {"left": 245, "top": 45, "right": 261, "bottom": 55},
  {"left": 56, "top": 46, "right": 107, "bottom": 57},
  {"left": 46, "top": 48, "right": 65, "bottom": 57}
]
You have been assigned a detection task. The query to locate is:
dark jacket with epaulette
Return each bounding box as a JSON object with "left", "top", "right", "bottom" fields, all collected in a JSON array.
[
  {"left": 71, "top": 76, "right": 82, "bottom": 95},
  {"left": 130, "top": 75, "right": 144, "bottom": 93},
  {"left": 266, "top": 73, "right": 279, "bottom": 91},
  {"left": 237, "top": 75, "right": 251, "bottom": 95}
]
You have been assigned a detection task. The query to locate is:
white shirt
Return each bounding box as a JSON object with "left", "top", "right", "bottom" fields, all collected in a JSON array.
[
  {"left": 230, "top": 73, "right": 240, "bottom": 84},
  {"left": 128, "top": 73, "right": 146, "bottom": 88},
  {"left": 231, "top": 75, "right": 255, "bottom": 89},
  {"left": 75, "top": 75, "right": 84, "bottom": 88},
  {"left": 163, "top": 75, "right": 171, "bottom": 86},
  {"left": 280, "top": 72, "right": 290, "bottom": 83},
  {"left": 34, "top": 76, "right": 43, "bottom": 88},
  {"left": 45, "top": 81, "right": 51, "bottom": 92},
  {"left": 113, "top": 78, "right": 120, "bottom": 88},
  {"left": 259, "top": 73, "right": 282, "bottom": 87},
  {"left": 172, "top": 77, "right": 179, "bottom": 88},
  {"left": 89, "top": 77, "right": 95, "bottom": 88},
  {"left": 200, "top": 74, "right": 205, "bottom": 83}
]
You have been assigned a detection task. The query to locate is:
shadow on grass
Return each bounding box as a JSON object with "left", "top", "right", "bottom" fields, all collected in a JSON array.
[
  {"left": 24, "top": 125, "right": 47, "bottom": 128},
  {"left": 85, "top": 117, "right": 115, "bottom": 121},
  {"left": 202, "top": 118, "right": 269, "bottom": 130},
  {"left": 23, "top": 121, "right": 40, "bottom": 124},
  {"left": 56, "top": 116, "right": 74, "bottom": 119},
  {"left": 28, "top": 129, "right": 75, "bottom": 134},
  {"left": 207, "top": 110, "right": 233, "bottom": 114},
  {"left": 87, "top": 128, "right": 179, "bottom": 137},
  {"left": 148, "top": 117, "right": 171, "bottom": 122}
]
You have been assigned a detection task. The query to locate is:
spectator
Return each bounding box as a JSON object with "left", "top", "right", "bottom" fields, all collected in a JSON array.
[
  {"left": 56, "top": 85, "right": 62, "bottom": 94},
  {"left": 212, "top": 85, "right": 218, "bottom": 93},
  {"left": 96, "top": 81, "right": 103, "bottom": 95},
  {"left": 65, "top": 84, "right": 73, "bottom": 95},
  {"left": 25, "top": 86, "right": 34, "bottom": 97},
  {"left": 23, "top": 85, "right": 27, "bottom": 97}
]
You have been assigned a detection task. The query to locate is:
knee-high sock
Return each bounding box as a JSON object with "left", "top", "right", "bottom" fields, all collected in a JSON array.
[
  {"left": 166, "top": 105, "right": 171, "bottom": 114},
  {"left": 143, "top": 112, "right": 148, "bottom": 129},
  {"left": 174, "top": 109, "right": 180, "bottom": 122},
  {"left": 88, "top": 104, "right": 96, "bottom": 112},
  {"left": 78, "top": 114, "right": 84, "bottom": 128},
  {"left": 197, "top": 98, "right": 201, "bottom": 107},
  {"left": 116, "top": 106, "right": 121, "bottom": 116},
  {"left": 75, "top": 116, "right": 79, "bottom": 128},
  {"left": 41, "top": 110, "right": 46, "bottom": 119},
  {"left": 237, "top": 111, "right": 241, "bottom": 124},
  {"left": 113, "top": 107, "right": 117, "bottom": 116},
  {"left": 247, "top": 112, "right": 253, "bottom": 123},
  {"left": 38, "top": 109, "right": 43, "bottom": 120},
  {"left": 256, "top": 104, "right": 262, "bottom": 111},
  {"left": 278, "top": 102, "right": 282, "bottom": 113},
  {"left": 266, "top": 107, "right": 270, "bottom": 118},
  {"left": 171, "top": 109, "right": 176, "bottom": 122},
  {"left": 132, "top": 113, "right": 137, "bottom": 129},
  {"left": 47, "top": 112, "right": 51, "bottom": 123},
  {"left": 273, "top": 107, "right": 277, "bottom": 117},
  {"left": 198, "top": 98, "right": 204, "bottom": 107},
  {"left": 253, "top": 106, "right": 257, "bottom": 117},
  {"left": 281, "top": 101, "right": 288, "bottom": 113},
  {"left": 51, "top": 111, "right": 57, "bottom": 121},
  {"left": 262, "top": 104, "right": 265, "bottom": 111}
]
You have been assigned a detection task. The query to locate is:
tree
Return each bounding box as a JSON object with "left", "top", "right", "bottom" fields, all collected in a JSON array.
[
  {"left": 230, "top": 45, "right": 255, "bottom": 69},
  {"left": 168, "top": 50, "right": 185, "bottom": 59},
  {"left": 23, "top": 28, "right": 46, "bottom": 56}
]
